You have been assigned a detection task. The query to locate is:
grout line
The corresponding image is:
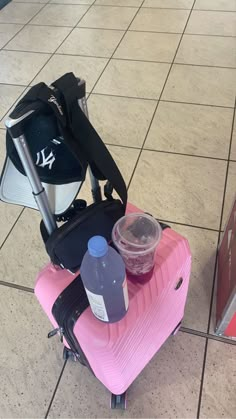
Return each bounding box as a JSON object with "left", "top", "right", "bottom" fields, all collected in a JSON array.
[
  {"left": 0, "top": 280, "right": 34, "bottom": 293},
  {"left": 180, "top": 326, "right": 236, "bottom": 346},
  {"left": 111, "top": 143, "right": 229, "bottom": 162},
  {"left": 28, "top": 22, "right": 76, "bottom": 27},
  {"left": 8, "top": 1, "right": 236, "bottom": 11},
  {"left": 90, "top": 92, "right": 234, "bottom": 109},
  {"left": 3, "top": 48, "right": 59, "bottom": 55},
  {"left": 160, "top": 99, "right": 234, "bottom": 109},
  {"left": 142, "top": 7, "right": 236, "bottom": 12},
  {"left": 128, "top": 29, "right": 236, "bottom": 38},
  {"left": 155, "top": 218, "right": 219, "bottom": 233},
  {"left": 45, "top": 360, "right": 67, "bottom": 419},
  {"left": 127, "top": 2, "right": 196, "bottom": 190},
  {"left": 197, "top": 339, "right": 209, "bottom": 418},
  {"left": 0, "top": 82, "right": 28, "bottom": 87}
]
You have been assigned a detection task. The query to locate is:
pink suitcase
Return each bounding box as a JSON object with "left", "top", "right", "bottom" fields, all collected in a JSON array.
[
  {"left": 3, "top": 77, "right": 191, "bottom": 409},
  {"left": 35, "top": 202, "right": 191, "bottom": 403}
]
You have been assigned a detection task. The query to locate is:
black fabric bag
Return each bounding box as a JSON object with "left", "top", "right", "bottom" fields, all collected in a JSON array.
[
  {"left": 44, "top": 198, "right": 125, "bottom": 272},
  {"left": 33, "top": 73, "right": 128, "bottom": 272}
]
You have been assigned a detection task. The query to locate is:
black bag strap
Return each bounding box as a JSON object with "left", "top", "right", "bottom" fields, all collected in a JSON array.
[{"left": 52, "top": 73, "right": 127, "bottom": 207}]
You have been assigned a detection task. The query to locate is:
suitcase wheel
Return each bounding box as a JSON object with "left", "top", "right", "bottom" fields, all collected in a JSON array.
[
  {"left": 63, "top": 347, "right": 77, "bottom": 362},
  {"left": 110, "top": 392, "right": 127, "bottom": 410},
  {"left": 171, "top": 320, "right": 182, "bottom": 336}
]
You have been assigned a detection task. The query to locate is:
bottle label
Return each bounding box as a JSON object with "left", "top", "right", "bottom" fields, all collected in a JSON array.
[
  {"left": 85, "top": 288, "right": 109, "bottom": 322},
  {"left": 123, "top": 278, "right": 129, "bottom": 311}
]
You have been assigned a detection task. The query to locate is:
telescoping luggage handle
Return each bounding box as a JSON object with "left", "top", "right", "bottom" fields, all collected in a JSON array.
[{"left": 5, "top": 79, "right": 101, "bottom": 236}]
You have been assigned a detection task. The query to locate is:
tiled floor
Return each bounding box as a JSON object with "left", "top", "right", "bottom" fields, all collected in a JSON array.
[{"left": 0, "top": 0, "right": 236, "bottom": 417}]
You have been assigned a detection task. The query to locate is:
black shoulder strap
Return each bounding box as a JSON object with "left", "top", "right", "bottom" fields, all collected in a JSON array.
[{"left": 52, "top": 73, "right": 127, "bottom": 207}]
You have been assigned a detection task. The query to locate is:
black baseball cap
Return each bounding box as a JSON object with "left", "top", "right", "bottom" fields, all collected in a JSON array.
[{"left": 0, "top": 108, "right": 87, "bottom": 215}]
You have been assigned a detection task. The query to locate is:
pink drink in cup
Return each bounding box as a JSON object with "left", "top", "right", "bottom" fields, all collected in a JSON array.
[{"left": 112, "top": 213, "right": 162, "bottom": 282}]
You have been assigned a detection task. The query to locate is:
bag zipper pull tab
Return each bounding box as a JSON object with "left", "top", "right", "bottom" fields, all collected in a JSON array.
[{"left": 48, "top": 327, "right": 64, "bottom": 342}]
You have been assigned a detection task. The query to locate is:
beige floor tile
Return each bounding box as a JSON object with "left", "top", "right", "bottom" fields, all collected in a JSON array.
[
  {"left": 0, "top": 50, "right": 50, "bottom": 85},
  {"left": 130, "top": 8, "right": 190, "bottom": 33},
  {"left": 0, "top": 130, "right": 23, "bottom": 246},
  {"left": 114, "top": 32, "right": 181, "bottom": 62},
  {"left": 222, "top": 161, "right": 236, "bottom": 230},
  {"left": 176, "top": 35, "right": 236, "bottom": 68},
  {"left": 170, "top": 224, "right": 218, "bottom": 331},
  {"left": 200, "top": 340, "right": 236, "bottom": 418},
  {"left": 0, "top": 200, "right": 23, "bottom": 249},
  {"left": 230, "top": 119, "right": 236, "bottom": 161},
  {"left": 58, "top": 27, "right": 124, "bottom": 57},
  {"left": 6, "top": 25, "right": 71, "bottom": 54},
  {"left": 145, "top": 102, "right": 233, "bottom": 158},
  {"left": 162, "top": 64, "right": 236, "bottom": 107},
  {"left": 0, "top": 85, "right": 25, "bottom": 121},
  {"left": 94, "top": 59, "right": 170, "bottom": 99},
  {"left": 0, "top": 23, "right": 23, "bottom": 49},
  {"left": 31, "top": 4, "right": 89, "bottom": 26},
  {"left": 186, "top": 10, "right": 236, "bottom": 36},
  {"left": 0, "top": 87, "right": 29, "bottom": 129},
  {"left": 78, "top": 5, "right": 138, "bottom": 30},
  {"left": 80, "top": 144, "right": 140, "bottom": 203},
  {"left": 32, "top": 54, "right": 108, "bottom": 92},
  {"left": 95, "top": 0, "right": 143, "bottom": 5},
  {"left": 0, "top": 2, "right": 44, "bottom": 24},
  {"left": 0, "top": 285, "right": 63, "bottom": 419},
  {"left": 194, "top": 0, "right": 236, "bottom": 11},
  {"left": 143, "top": 0, "right": 194, "bottom": 8},
  {"left": 0, "top": 209, "right": 48, "bottom": 288},
  {"left": 128, "top": 150, "right": 227, "bottom": 229},
  {"left": 88, "top": 94, "right": 156, "bottom": 147},
  {"left": 48, "top": 332, "right": 205, "bottom": 418}
]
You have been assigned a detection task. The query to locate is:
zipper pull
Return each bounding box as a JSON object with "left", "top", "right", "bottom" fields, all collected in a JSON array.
[{"left": 48, "top": 327, "right": 64, "bottom": 342}]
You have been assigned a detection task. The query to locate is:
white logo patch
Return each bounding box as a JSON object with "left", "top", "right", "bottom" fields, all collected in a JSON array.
[{"left": 36, "top": 147, "right": 56, "bottom": 170}]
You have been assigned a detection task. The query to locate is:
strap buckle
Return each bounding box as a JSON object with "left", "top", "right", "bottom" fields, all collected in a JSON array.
[{"left": 104, "top": 181, "right": 114, "bottom": 201}]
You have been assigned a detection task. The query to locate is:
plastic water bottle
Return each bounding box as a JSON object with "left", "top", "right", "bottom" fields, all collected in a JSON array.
[{"left": 80, "top": 236, "right": 129, "bottom": 323}]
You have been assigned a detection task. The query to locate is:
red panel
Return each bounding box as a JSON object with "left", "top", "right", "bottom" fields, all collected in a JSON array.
[
  {"left": 225, "top": 313, "right": 236, "bottom": 338},
  {"left": 216, "top": 198, "right": 236, "bottom": 336}
]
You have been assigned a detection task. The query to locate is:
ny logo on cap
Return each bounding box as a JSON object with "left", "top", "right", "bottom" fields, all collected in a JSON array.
[{"left": 36, "top": 147, "right": 56, "bottom": 170}]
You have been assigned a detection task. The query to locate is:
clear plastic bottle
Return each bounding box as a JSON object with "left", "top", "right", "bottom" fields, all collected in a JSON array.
[{"left": 80, "top": 236, "right": 129, "bottom": 323}]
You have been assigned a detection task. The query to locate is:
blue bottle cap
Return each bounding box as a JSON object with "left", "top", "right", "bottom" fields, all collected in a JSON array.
[{"left": 88, "top": 236, "right": 108, "bottom": 257}]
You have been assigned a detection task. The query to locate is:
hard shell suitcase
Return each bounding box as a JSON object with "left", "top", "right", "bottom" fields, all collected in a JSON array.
[
  {"left": 35, "top": 201, "right": 191, "bottom": 400},
  {"left": 3, "top": 75, "right": 191, "bottom": 408}
]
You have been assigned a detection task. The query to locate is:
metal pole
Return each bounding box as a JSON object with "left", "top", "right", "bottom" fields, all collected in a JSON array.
[{"left": 12, "top": 134, "right": 57, "bottom": 235}]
